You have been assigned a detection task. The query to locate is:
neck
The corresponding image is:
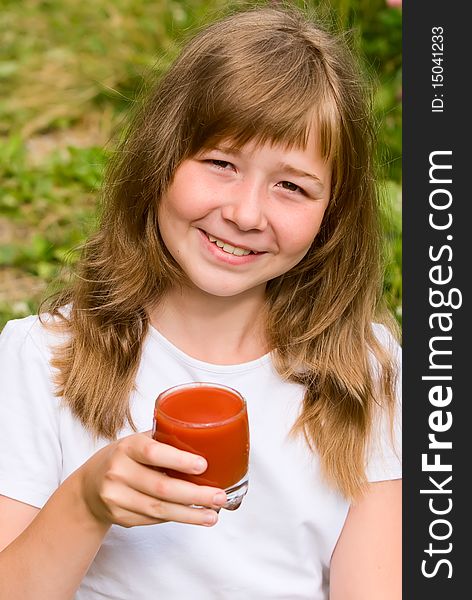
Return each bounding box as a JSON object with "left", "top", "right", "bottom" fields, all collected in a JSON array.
[{"left": 149, "top": 284, "right": 268, "bottom": 365}]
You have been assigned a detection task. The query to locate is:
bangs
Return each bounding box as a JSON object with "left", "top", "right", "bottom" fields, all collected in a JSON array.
[{"left": 180, "top": 28, "right": 341, "bottom": 161}]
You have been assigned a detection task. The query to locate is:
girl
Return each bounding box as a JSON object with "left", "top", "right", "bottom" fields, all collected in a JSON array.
[{"left": 0, "top": 5, "right": 401, "bottom": 599}]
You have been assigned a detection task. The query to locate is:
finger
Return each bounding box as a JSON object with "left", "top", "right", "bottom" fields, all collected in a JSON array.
[
  {"left": 107, "top": 484, "right": 219, "bottom": 528},
  {"left": 121, "top": 434, "right": 208, "bottom": 475},
  {"left": 124, "top": 462, "right": 227, "bottom": 510}
]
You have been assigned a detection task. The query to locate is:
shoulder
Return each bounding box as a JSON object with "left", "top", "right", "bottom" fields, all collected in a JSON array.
[
  {"left": 0, "top": 312, "right": 69, "bottom": 359},
  {"left": 0, "top": 312, "right": 69, "bottom": 425},
  {"left": 0, "top": 314, "right": 45, "bottom": 356},
  {"left": 364, "top": 323, "right": 402, "bottom": 482},
  {"left": 0, "top": 315, "right": 69, "bottom": 508},
  {"left": 371, "top": 322, "right": 401, "bottom": 354},
  {"left": 369, "top": 322, "right": 402, "bottom": 382},
  {"left": 0, "top": 313, "right": 66, "bottom": 346}
]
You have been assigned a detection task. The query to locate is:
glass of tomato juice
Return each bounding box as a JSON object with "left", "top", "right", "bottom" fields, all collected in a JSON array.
[{"left": 152, "top": 382, "right": 250, "bottom": 510}]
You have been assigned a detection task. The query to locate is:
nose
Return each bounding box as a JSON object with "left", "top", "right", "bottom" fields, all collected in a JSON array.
[{"left": 220, "top": 180, "right": 268, "bottom": 232}]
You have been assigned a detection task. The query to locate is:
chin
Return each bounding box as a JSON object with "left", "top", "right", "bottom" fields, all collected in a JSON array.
[
  {"left": 187, "top": 274, "right": 264, "bottom": 298},
  {"left": 195, "top": 283, "right": 253, "bottom": 298}
]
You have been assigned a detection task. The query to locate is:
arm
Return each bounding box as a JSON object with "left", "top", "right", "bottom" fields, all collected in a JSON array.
[
  {"left": 329, "top": 479, "right": 402, "bottom": 600},
  {"left": 0, "top": 479, "right": 109, "bottom": 600},
  {"left": 0, "top": 433, "right": 227, "bottom": 600},
  {"left": 0, "top": 321, "right": 226, "bottom": 598},
  {"left": 0, "top": 496, "right": 38, "bottom": 552}
]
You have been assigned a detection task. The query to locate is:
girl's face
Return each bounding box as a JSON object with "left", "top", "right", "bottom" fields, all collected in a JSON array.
[{"left": 158, "top": 134, "right": 331, "bottom": 298}]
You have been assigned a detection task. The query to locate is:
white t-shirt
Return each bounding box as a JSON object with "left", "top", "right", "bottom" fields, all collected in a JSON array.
[{"left": 0, "top": 315, "right": 401, "bottom": 599}]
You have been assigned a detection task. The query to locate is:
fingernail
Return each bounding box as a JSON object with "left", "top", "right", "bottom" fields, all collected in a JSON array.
[
  {"left": 204, "top": 511, "right": 217, "bottom": 526},
  {"left": 213, "top": 492, "right": 227, "bottom": 505},
  {"left": 194, "top": 457, "right": 207, "bottom": 473}
]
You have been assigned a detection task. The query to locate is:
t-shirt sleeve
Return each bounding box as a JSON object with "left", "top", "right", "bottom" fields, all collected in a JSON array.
[
  {"left": 0, "top": 317, "right": 62, "bottom": 508},
  {"left": 364, "top": 324, "right": 402, "bottom": 482}
]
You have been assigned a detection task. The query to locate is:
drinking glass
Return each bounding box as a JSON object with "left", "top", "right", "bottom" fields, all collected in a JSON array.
[{"left": 152, "top": 382, "right": 250, "bottom": 510}]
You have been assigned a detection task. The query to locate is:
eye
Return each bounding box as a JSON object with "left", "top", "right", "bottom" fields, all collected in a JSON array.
[
  {"left": 209, "top": 159, "right": 233, "bottom": 170},
  {"left": 277, "top": 180, "right": 305, "bottom": 194}
]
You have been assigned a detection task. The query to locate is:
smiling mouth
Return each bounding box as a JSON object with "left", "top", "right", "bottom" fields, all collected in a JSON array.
[{"left": 204, "top": 232, "right": 259, "bottom": 256}]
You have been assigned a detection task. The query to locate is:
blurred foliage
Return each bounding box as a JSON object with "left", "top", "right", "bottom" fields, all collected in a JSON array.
[{"left": 0, "top": 0, "right": 401, "bottom": 329}]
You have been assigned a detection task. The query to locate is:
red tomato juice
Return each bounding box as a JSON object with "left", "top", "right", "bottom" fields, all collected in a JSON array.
[{"left": 152, "top": 385, "right": 249, "bottom": 489}]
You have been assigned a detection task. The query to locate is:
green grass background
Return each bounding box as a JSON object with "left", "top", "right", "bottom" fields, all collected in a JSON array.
[{"left": 0, "top": 0, "right": 402, "bottom": 330}]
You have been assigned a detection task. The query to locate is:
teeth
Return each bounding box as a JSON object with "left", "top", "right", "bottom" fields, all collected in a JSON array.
[{"left": 207, "top": 233, "right": 252, "bottom": 256}]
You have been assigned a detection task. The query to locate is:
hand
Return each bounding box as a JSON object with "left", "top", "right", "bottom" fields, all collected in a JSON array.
[{"left": 75, "top": 431, "right": 227, "bottom": 529}]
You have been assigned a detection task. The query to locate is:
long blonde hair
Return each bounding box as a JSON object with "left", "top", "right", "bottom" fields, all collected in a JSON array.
[{"left": 43, "top": 5, "right": 399, "bottom": 499}]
